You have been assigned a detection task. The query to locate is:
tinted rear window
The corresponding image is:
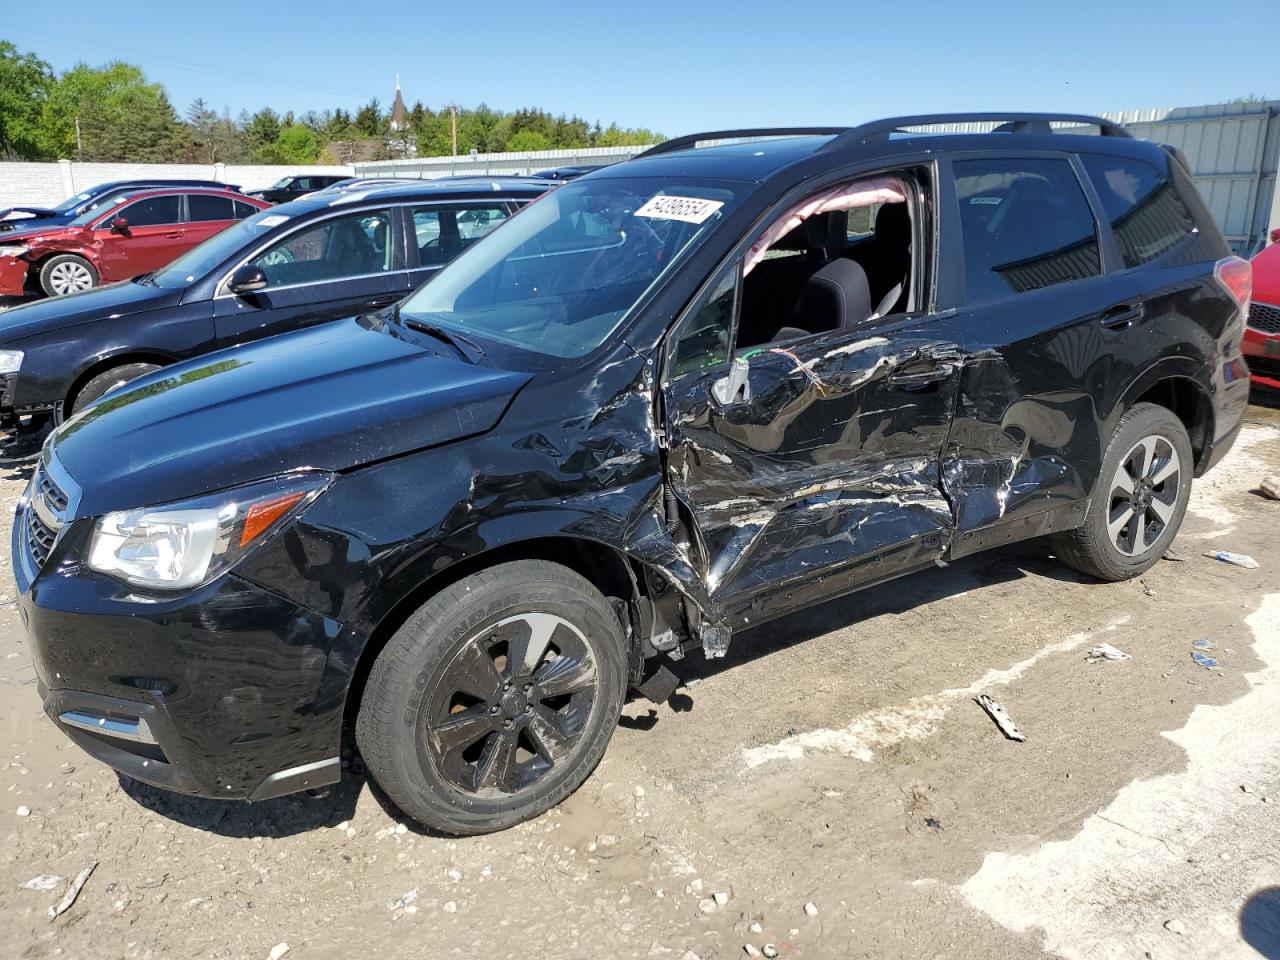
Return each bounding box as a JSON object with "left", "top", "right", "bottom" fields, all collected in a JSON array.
[
  {"left": 954, "top": 157, "right": 1101, "bottom": 302},
  {"left": 1080, "top": 154, "right": 1197, "bottom": 268},
  {"left": 187, "top": 194, "right": 235, "bottom": 222}
]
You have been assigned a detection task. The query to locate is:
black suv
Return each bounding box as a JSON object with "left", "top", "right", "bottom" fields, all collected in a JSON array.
[
  {"left": 15, "top": 114, "right": 1251, "bottom": 835},
  {"left": 246, "top": 174, "right": 349, "bottom": 204},
  {"left": 0, "top": 178, "right": 548, "bottom": 429}
]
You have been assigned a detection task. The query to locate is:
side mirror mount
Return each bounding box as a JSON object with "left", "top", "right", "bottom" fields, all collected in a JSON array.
[
  {"left": 110, "top": 216, "right": 129, "bottom": 235},
  {"left": 228, "top": 265, "right": 268, "bottom": 295}
]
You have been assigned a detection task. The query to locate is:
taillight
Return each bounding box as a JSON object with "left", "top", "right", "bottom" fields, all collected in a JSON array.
[{"left": 1214, "top": 256, "right": 1252, "bottom": 311}]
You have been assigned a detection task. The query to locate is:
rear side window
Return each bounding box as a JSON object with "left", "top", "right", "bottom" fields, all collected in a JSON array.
[
  {"left": 186, "top": 194, "right": 235, "bottom": 222},
  {"left": 1079, "top": 155, "right": 1197, "bottom": 268},
  {"left": 234, "top": 200, "right": 260, "bottom": 219},
  {"left": 954, "top": 158, "right": 1101, "bottom": 303},
  {"left": 115, "top": 195, "right": 181, "bottom": 228}
]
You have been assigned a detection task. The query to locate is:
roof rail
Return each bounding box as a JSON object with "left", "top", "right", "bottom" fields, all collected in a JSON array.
[
  {"left": 819, "top": 112, "right": 1131, "bottom": 151},
  {"left": 633, "top": 127, "right": 849, "bottom": 159}
]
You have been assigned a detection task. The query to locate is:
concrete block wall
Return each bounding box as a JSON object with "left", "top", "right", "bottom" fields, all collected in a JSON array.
[{"left": 0, "top": 161, "right": 354, "bottom": 210}]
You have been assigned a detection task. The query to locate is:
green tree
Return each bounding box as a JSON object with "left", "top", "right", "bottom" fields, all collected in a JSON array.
[
  {"left": 0, "top": 42, "right": 54, "bottom": 160},
  {"left": 506, "top": 129, "right": 550, "bottom": 152},
  {"left": 258, "top": 123, "right": 320, "bottom": 164},
  {"left": 354, "top": 98, "right": 384, "bottom": 137},
  {"left": 244, "top": 107, "right": 281, "bottom": 151},
  {"left": 42, "top": 61, "right": 184, "bottom": 161}
]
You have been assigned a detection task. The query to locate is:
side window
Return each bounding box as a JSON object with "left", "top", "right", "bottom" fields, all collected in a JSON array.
[
  {"left": 1080, "top": 154, "right": 1197, "bottom": 268},
  {"left": 670, "top": 262, "right": 736, "bottom": 376},
  {"left": 457, "top": 205, "right": 509, "bottom": 241},
  {"left": 291, "top": 178, "right": 310, "bottom": 191},
  {"left": 234, "top": 200, "right": 260, "bottom": 219},
  {"left": 954, "top": 158, "right": 1100, "bottom": 303},
  {"left": 249, "top": 209, "right": 393, "bottom": 288},
  {"left": 187, "top": 194, "right": 235, "bottom": 222},
  {"left": 115, "top": 195, "right": 181, "bottom": 228},
  {"left": 412, "top": 205, "right": 509, "bottom": 266}
]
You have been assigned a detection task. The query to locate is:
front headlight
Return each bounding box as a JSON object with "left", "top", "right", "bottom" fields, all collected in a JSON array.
[
  {"left": 0, "top": 349, "right": 22, "bottom": 374},
  {"left": 87, "top": 472, "right": 331, "bottom": 590},
  {"left": 0, "top": 244, "right": 28, "bottom": 258}
]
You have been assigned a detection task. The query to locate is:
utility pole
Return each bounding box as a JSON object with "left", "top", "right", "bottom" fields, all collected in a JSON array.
[
  {"left": 74, "top": 116, "right": 82, "bottom": 161},
  {"left": 450, "top": 104, "right": 458, "bottom": 156}
]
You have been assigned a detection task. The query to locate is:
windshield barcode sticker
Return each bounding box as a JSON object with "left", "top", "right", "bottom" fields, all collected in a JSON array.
[{"left": 634, "top": 195, "right": 724, "bottom": 224}]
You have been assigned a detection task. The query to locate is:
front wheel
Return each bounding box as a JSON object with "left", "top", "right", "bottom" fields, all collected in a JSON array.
[
  {"left": 356, "top": 560, "right": 627, "bottom": 835},
  {"left": 70, "top": 362, "right": 161, "bottom": 415},
  {"left": 39, "top": 255, "right": 98, "bottom": 297},
  {"left": 1051, "top": 402, "right": 1193, "bottom": 581}
]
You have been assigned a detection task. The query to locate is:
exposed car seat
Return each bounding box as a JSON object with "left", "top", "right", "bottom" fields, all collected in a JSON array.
[
  {"left": 847, "top": 202, "right": 911, "bottom": 311},
  {"left": 786, "top": 258, "right": 873, "bottom": 336}
]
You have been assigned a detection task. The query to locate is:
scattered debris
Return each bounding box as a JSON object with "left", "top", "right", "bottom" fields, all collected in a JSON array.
[
  {"left": 1260, "top": 476, "right": 1280, "bottom": 501},
  {"left": 1162, "top": 549, "right": 1185, "bottom": 562},
  {"left": 1140, "top": 580, "right": 1156, "bottom": 597},
  {"left": 268, "top": 944, "right": 290, "bottom": 960},
  {"left": 924, "top": 817, "right": 943, "bottom": 832},
  {"left": 1242, "top": 784, "right": 1253, "bottom": 794},
  {"left": 19, "top": 875, "right": 63, "bottom": 893},
  {"left": 713, "top": 890, "right": 730, "bottom": 906},
  {"left": 762, "top": 946, "right": 780, "bottom": 959},
  {"left": 699, "top": 898, "right": 718, "bottom": 914},
  {"left": 1192, "top": 639, "right": 1216, "bottom": 651},
  {"left": 1191, "top": 651, "right": 1219, "bottom": 670},
  {"left": 442, "top": 900, "right": 457, "bottom": 913},
  {"left": 48, "top": 863, "right": 95, "bottom": 920},
  {"left": 1202, "top": 550, "right": 1259, "bottom": 569},
  {"left": 975, "top": 694, "right": 1027, "bottom": 742},
  {"left": 1164, "top": 918, "right": 1187, "bottom": 936},
  {"left": 749, "top": 922, "right": 764, "bottom": 934},
  {"left": 803, "top": 901, "right": 818, "bottom": 916},
  {"left": 16, "top": 805, "right": 30, "bottom": 817},
  {"left": 388, "top": 889, "right": 418, "bottom": 911},
  {"left": 744, "top": 945, "right": 763, "bottom": 958},
  {"left": 1086, "top": 643, "right": 1131, "bottom": 663},
  {"left": 634, "top": 785, "right": 646, "bottom": 799}
]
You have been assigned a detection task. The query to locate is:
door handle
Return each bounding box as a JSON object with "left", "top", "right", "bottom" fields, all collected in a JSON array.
[
  {"left": 164, "top": 231, "right": 184, "bottom": 239},
  {"left": 1100, "top": 303, "right": 1144, "bottom": 330},
  {"left": 887, "top": 361, "right": 955, "bottom": 390}
]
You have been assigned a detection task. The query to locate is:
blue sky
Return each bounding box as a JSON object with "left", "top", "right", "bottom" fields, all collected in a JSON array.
[{"left": 5, "top": 0, "right": 1275, "bottom": 135}]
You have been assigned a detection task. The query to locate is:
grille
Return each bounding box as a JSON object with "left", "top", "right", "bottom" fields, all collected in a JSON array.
[
  {"left": 1245, "top": 354, "right": 1280, "bottom": 381},
  {"left": 1248, "top": 301, "right": 1280, "bottom": 335},
  {"left": 24, "top": 461, "right": 69, "bottom": 570},
  {"left": 25, "top": 505, "right": 56, "bottom": 567}
]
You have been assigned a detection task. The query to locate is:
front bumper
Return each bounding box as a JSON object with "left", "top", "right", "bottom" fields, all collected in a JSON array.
[
  {"left": 14, "top": 505, "right": 352, "bottom": 801},
  {"left": 0, "top": 256, "right": 28, "bottom": 297}
]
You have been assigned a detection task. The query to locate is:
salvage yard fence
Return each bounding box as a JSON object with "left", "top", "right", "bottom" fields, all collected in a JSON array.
[{"left": 2, "top": 102, "right": 1276, "bottom": 254}]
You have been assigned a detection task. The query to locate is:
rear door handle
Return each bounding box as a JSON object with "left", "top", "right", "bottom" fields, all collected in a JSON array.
[
  {"left": 1101, "top": 303, "right": 1144, "bottom": 330},
  {"left": 164, "top": 231, "right": 184, "bottom": 239},
  {"left": 887, "top": 361, "right": 955, "bottom": 390}
]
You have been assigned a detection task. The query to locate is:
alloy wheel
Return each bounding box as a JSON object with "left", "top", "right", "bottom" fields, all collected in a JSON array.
[
  {"left": 48, "top": 261, "right": 94, "bottom": 295},
  {"left": 1106, "top": 434, "right": 1181, "bottom": 557},
  {"left": 423, "top": 612, "right": 599, "bottom": 797}
]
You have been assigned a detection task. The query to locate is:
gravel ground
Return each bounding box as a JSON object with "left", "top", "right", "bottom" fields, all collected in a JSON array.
[{"left": 1, "top": 399, "right": 1278, "bottom": 960}]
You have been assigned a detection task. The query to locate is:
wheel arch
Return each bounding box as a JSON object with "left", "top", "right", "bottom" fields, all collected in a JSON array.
[
  {"left": 61, "top": 349, "right": 178, "bottom": 419},
  {"left": 1106, "top": 359, "right": 1215, "bottom": 476},
  {"left": 340, "top": 534, "right": 659, "bottom": 738}
]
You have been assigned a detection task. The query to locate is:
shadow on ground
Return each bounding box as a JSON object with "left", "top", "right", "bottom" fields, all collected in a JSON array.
[{"left": 1242, "top": 887, "right": 1280, "bottom": 959}]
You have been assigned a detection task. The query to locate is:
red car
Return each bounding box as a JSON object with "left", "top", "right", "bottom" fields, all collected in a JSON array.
[
  {"left": 0, "top": 187, "right": 268, "bottom": 299},
  {"left": 1246, "top": 229, "right": 1280, "bottom": 391}
]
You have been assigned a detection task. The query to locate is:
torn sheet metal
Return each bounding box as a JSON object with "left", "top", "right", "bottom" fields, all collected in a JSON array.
[{"left": 975, "top": 694, "right": 1026, "bottom": 742}]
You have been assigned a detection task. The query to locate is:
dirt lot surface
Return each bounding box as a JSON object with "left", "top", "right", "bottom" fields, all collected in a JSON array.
[{"left": 2, "top": 400, "right": 1279, "bottom": 960}]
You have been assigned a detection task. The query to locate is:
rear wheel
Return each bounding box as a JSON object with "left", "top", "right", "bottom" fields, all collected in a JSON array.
[
  {"left": 39, "top": 255, "right": 98, "bottom": 297},
  {"left": 70, "top": 362, "right": 161, "bottom": 415},
  {"left": 1052, "top": 402, "right": 1193, "bottom": 581},
  {"left": 356, "top": 560, "right": 627, "bottom": 835}
]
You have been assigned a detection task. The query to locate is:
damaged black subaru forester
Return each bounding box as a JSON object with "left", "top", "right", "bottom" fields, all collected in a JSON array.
[{"left": 15, "top": 114, "right": 1252, "bottom": 834}]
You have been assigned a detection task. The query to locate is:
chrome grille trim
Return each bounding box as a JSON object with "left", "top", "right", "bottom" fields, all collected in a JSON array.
[
  {"left": 1247, "top": 301, "right": 1280, "bottom": 335},
  {"left": 22, "top": 446, "right": 81, "bottom": 572}
]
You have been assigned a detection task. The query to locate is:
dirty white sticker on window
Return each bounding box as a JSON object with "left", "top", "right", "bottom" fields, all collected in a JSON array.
[
  {"left": 634, "top": 195, "right": 725, "bottom": 224},
  {"left": 257, "top": 215, "right": 289, "bottom": 228}
]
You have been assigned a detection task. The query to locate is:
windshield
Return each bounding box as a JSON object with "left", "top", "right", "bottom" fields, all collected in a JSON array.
[
  {"left": 52, "top": 190, "right": 95, "bottom": 214},
  {"left": 70, "top": 191, "right": 134, "bottom": 226},
  {"left": 148, "top": 207, "right": 288, "bottom": 288},
  {"left": 269, "top": 177, "right": 294, "bottom": 189},
  {"left": 399, "top": 177, "right": 739, "bottom": 358}
]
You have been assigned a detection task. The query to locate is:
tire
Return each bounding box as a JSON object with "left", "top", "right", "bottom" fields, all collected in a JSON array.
[
  {"left": 39, "top": 255, "right": 98, "bottom": 298},
  {"left": 1051, "top": 402, "right": 1193, "bottom": 581},
  {"left": 70, "top": 363, "right": 161, "bottom": 415},
  {"left": 356, "top": 560, "right": 627, "bottom": 835}
]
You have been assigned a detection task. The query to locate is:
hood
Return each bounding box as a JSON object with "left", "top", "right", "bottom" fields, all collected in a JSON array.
[
  {"left": 0, "top": 214, "right": 73, "bottom": 238},
  {"left": 1252, "top": 243, "right": 1280, "bottom": 305},
  {"left": 50, "top": 316, "right": 532, "bottom": 516},
  {"left": 0, "top": 206, "right": 62, "bottom": 226},
  {"left": 0, "top": 279, "right": 180, "bottom": 344}
]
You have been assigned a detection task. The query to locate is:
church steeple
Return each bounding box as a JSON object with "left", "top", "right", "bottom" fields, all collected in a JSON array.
[{"left": 390, "top": 76, "right": 408, "bottom": 132}]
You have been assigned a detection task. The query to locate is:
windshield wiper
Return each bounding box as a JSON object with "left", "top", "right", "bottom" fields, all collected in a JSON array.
[{"left": 396, "top": 309, "right": 485, "bottom": 364}]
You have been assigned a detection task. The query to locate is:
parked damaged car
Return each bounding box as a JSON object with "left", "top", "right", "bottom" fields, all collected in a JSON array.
[
  {"left": 0, "top": 178, "right": 239, "bottom": 234},
  {"left": 0, "top": 178, "right": 548, "bottom": 429},
  {"left": 15, "top": 114, "right": 1250, "bottom": 835},
  {"left": 1245, "top": 236, "right": 1280, "bottom": 390}
]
